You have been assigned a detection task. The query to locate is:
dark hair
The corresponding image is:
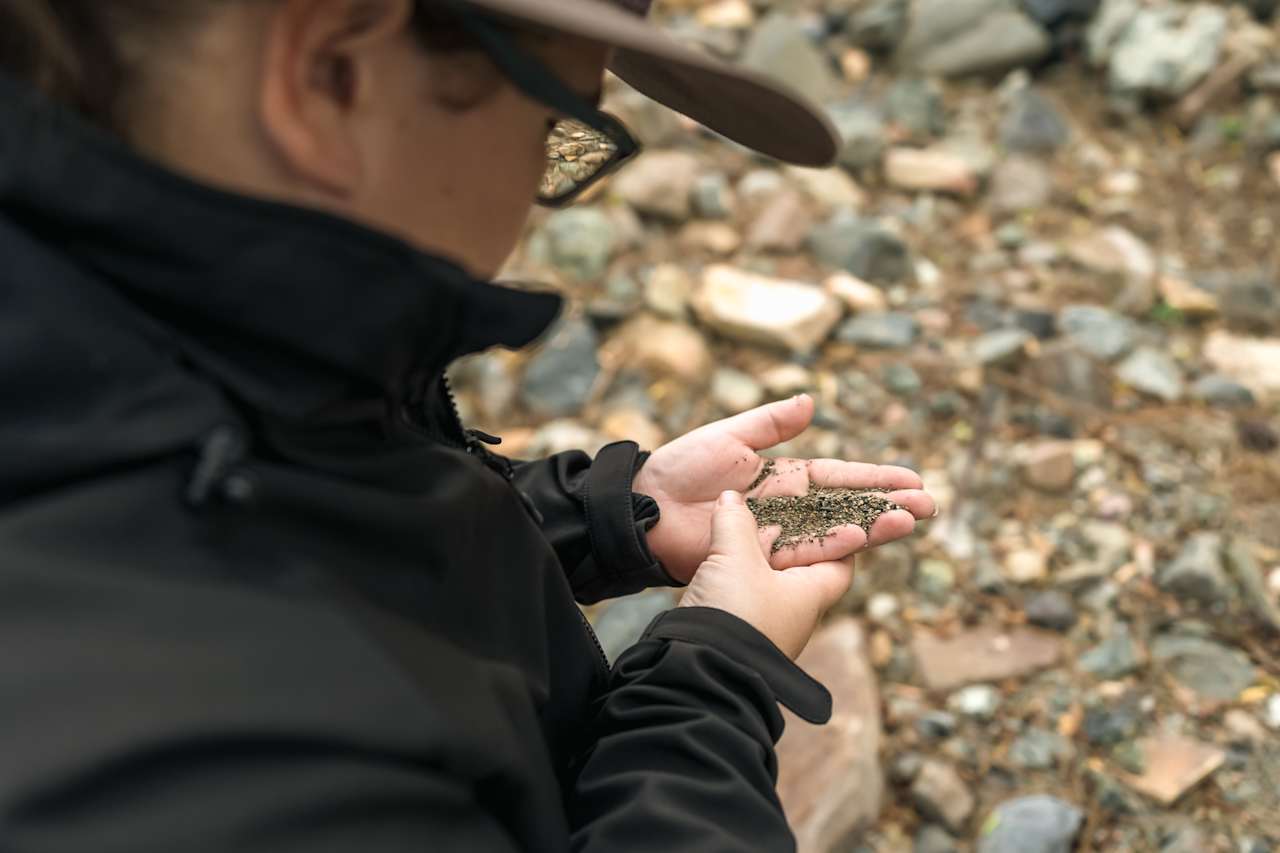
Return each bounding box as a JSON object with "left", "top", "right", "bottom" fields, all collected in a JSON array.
[{"left": 0, "top": 0, "right": 485, "bottom": 131}]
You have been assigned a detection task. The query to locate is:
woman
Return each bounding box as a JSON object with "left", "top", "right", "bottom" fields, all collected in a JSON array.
[{"left": 0, "top": 1, "right": 936, "bottom": 850}]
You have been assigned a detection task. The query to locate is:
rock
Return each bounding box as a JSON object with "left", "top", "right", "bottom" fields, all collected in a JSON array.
[
  {"left": 1058, "top": 304, "right": 1137, "bottom": 361},
  {"left": 677, "top": 221, "right": 742, "bottom": 256},
  {"left": 1199, "top": 270, "right": 1280, "bottom": 333},
  {"left": 1190, "top": 374, "right": 1256, "bottom": 408},
  {"left": 1025, "top": 590, "right": 1078, "bottom": 632},
  {"left": 845, "top": 0, "right": 910, "bottom": 51},
  {"left": 741, "top": 13, "right": 838, "bottom": 103},
  {"left": 916, "top": 711, "right": 959, "bottom": 740},
  {"left": 691, "top": 172, "right": 736, "bottom": 219},
  {"left": 1224, "top": 709, "right": 1269, "bottom": 747},
  {"left": 989, "top": 154, "right": 1054, "bottom": 212},
  {"left": 1021, "top": 440, "right": 1076, "bottom": 492},
  {"left": 894, "top": 0, "right": 1051, "bottom": 77},
  {"left": 1160, "top": 826, "right": 1209, "bottom": 853},
  {"left": 890, "top": 751, "right": 925, "bottom": 784},
  {"left": 885, "top": 147, "right": 979, "bottom": 195},
  {"left": 543, "top": 207, "right": 616, "bottom": 281},
  {"left": 601, "top": 407, "right": 666, "bottom": 451},
  {"left": 827, "top": 101, "right": 889, "bottom": 170},
  {"left": 912, "top": 625, "right": 1063, "bottom": 690},
  {"left": 1265, "top": 693, "right": 1280, "bottom": 730},
  {"left": 911, "top": 760, "right": 974, "bottom": 833},
  {"left": 914, "top": 825, "right": 958, "bottom": 853},
  {"left": 1203, "top": 332, "right": 1280, "bottom": 400},
  {"left": 1009, "top": 728, "right": 1072, "bottom": 769},
  {"left": 711, "top": 369, "right": 765, "bottom": 413},
  {"left": 977, "top": 795, "right": 1083, "bottom": 853},
  {"left": 1065, "top": 226, "right": 1156, "bottom": 286},
  {"left": 783, "top": 165, "right": 867, "bottom": 211},
  {"left": 591, "top": 589, "right": 676, "bottom": 663},
  {"left": 1157, "top": 275, "right": 1219, "bottom": 318},
  {"left": 1118, "top": 735, "right": 1226, "bottom": 805},
  {"left": 525, "top": 419, "right": 603, "bottom": 457},
  {"left": 1107, "top": 5, "right": 1228, "bottom": 99},
  {"left": 884, "top": 362, "right": 924, "bottom": 397},
  {"left": 949, "top": 684, "right": 1002, "bottom": 719},
  {"left": 522, "top": 318, "right": 601, "bottom": 417},
  {"left": 760, "top": 364, "right": 814, "bottom": 397},
  {"left": 975, "top": 329, "right": 1033, "bottom": 366},
  {"left": 1083, "top": 699, "right": 1141, "bottom": 745},
  {"left": 837, "top": 312, "right": 921, "bottom": 350},
  {"left": 1029, "top": 341, "right": 1115, "bottom": 407},
  {"left": 605, "top": 315, "right": 713, "bottom": 384},
  {"left": 777, "top": 619, "right": 884, "bottom": 852},
  {"left": 612, "top": 150, "right": 702, "bottom": 220},
  {"left": 1224, "top": 539, "right": 1280, "bottom": 633},
  {"left": 1023, "top": 0, "right": 1100, "bottom": 29},
  {"left": 809, "top": 213, "right": 912, "bottom": 285},
  {"left": 1004, "top": 548, "right": 1048, "bottom": 584},
  {"left": 825, "top": 272, "right": 889, "bottom": 313},
  {"left": 738, "top": 169, "right": 786, "bottom": 209},
  {"left": 1086, "top": 0, "right": 1140, "bottom": 65},
  {"left": 885, "top": 77, "right": 948, "bottom": 139},
  {"left": 1158, "top": 533, "right": 1231, "bottom": 605},
  {"left": 643, "top": 264, "right": 693, "bottom": 320},
  {"left": 1079, "top": 621, "right": 1144, "bottom": 679},
  {"left": 450, "top": 351, "right": 518, "bottom": 423},
  {"left": 693, "top": 265, "right": 841, "bottom": 355},
  {"left": 1150, "top": 634, "right": 1257, "bottom": 702},
  {"left": 1000, "top": 88, "right": 1070, "bottom": 153},
  {"left": 1116, "top": 347, "right": 1185, "bottom": 402},
  {"left": 745, "top": 190, "right": 814, "bottom": 252}
]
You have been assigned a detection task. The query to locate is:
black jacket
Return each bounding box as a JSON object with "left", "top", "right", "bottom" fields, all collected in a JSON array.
[{"left": 0, "top": 76, "right": 831, "bottom": 852}]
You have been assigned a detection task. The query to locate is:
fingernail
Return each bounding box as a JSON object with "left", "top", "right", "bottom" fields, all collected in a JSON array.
[
  {"left": 931, "top": 505, "right": 940, "bottom": 518},
  {"left": 718, "top": 490, "right": 741, "bottom": 507}
]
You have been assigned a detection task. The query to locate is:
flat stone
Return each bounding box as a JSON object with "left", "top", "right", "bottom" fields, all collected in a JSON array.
[
  {"left": 1116, "top": 347, "right": 1185, "bottom": 402},
  {"left": 694, "top": 265, "right": 842, "bottom": 355},
  {"left": 977, "top": 795, "right": 1084, "bottom": 853},
  {"left": 1203, "top": 332, "right": 1280, "bottom": 400},
  {"left": 741, "top": 13, "right": 838, "bottom": 103},
  {"left": 895, "top": 0, "right": 1051, "bottom": 77},
  {"left": 543, "top": 207, "right": 617, "bottom": 281},
  {"left": 612, "top": 150, "right": 702, "bottom": 220},
  {"left": 1066, "top": 226, "right": 1155, "bottom": 283},
  {"left": 777, "top": 618, "right": 884, "bottom": 852},
  {"left": 1119, "top": 735, "right": 1225, "bottom": 805},
  {"left": 1158, "top": 532, "right": 1232, "bottom": 605},
  {"left": 604, "top": 315, "right": 713, "bottom": 384},
  {"left": 1021, "top": 440, "right": 1076, "bottom": 492},
  {"left": 911, "top": 760, "right": 974, "bottom": 833},
  {"left": 1079, "top": 622, "right": 1144, "bottom": 679},
  {"left": 912, "top": 625, "right": 1063, "bottom": 690},
  {"left": 885, "top": 147, "right": 979, "bottom": 195},
  {"left": 521, "top": 318, "right": 601, "bottom": 417},
  {"left": 975, "top": 328, "right": 1033, "bottom": 366},
  {"left": 825, "top": 272, "right": 888, "bottom": 314},
  {"left": 989, "top": 155, "right": 1054, "bottom": 212},
  {"left": 837, "top": 312, "right": 920, "bottom": 350},
  {"left": 1190, "top": 374, "right": 1256, "bottom": 408},
  {"left": 1150, "top": 634, "right": 1257, "bottom": 702},
  {"left": 809, "top": 213, "right": 912, "bottom": 284},
  {"left": 1058, "top": 304, "right": 1137, "bottom": 362}
]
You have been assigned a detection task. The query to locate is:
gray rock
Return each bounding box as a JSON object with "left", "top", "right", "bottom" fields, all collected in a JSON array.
[
  {"left": 1009, "top": 728, "right": 1072, "bottom": 769},
  {"left": 1151, "top": 634, "right": 1257, "bottom": 701},
  {"left": 846, "top": 0, "right": 910, "bottom": 51},
  {"left": 895, "top": 0, "right": 1051, "bottom": 77},
  {"left": 885, "top": 77, "right": 947, "bottom": 139},
  {"left": 741, "top": 13, "right": 838, "bottom": 103},
  {"left": 1158, "top": 533, "right": 1232, "bottom": 605},
  {"left": 1116, "top": 347, "right": 1185, "bottom": 402},
  {"left": 890, "top": 751, "right": 925, "bottom": 784},
  {"left": 975, "top": 328, "right": 1033, "bottom": 366},
  {"left": 591, "top": 589, "right": 675, "bottom": 664},
  {"left": 911, "top": 760, "right": 974, "bottom": 833},
  {"left": 1023, "top": 0, "right": 1100, "bottom": 29},
  {"left": 1191, "top": 374, "right": 1256, "bottom": 408},
  {"left": 1058, "top": 304, "right": 1136, "bottom": 361},
  {"left": 1159, "top": 825, "right": 1208, "bottom": 853},
  {"left": 989, "top": 154, "right": 1054, "bottom": 212},
  {"left": 1079, "top": 621, "right": 1143, "bottom": 679},
  {"left": 1083, "top": 701, "right": 1140, "bottom": 746},
  {"left": 691, "top": 172, "right": 735, "bottom": 220},
  {"left": 543, "top": 207, "right": 616, "bottom": 281},
  {"left": 915, "top": 824, "right": 959, "bottom": 853},
  {"left": 809, "top": 214, "right": 912, "bottom": 284},
  {"left": 827, "top": 101, "right": 889, "bottom": 170},
  {"left": 521, "top": 318, "right": 601, "bottom": 417},
  {"left": 1108, "top": 4, "right": 1228, "bottom": 99},
  {"left": 1225, "top": 539, "right": 1280, "bottom": 633},
  {"left": 1198, "top": 270, "right": 1280, "bottom": 333},
  {"left": 838, "top": 312, "right": 921, "bottom": 349},
  {"left": 1086, "top": 0, "right": 1140, "bottom": 66},
  {"left": 916, "top": 711, "right": 959, "bottom": 740},
  {"left": 977, "top": 795, "right": 1083, "bottom": 853},
  {"left": 1025, "top": 589, "right": 1078, "bottom": 632},
  {"left": 884, "top": 362, "right": 924, "bottom": 396},
  {"left": 710, "top": 368, "right": 765, "bottom": 413},
  {"left": 1001, "top": 88, "right": 1070, "bottom": 153}
]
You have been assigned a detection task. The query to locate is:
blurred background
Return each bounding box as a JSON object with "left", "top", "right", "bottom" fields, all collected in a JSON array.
[{"left": 447, "top": 0, "right": 1280, "bottom": 849}]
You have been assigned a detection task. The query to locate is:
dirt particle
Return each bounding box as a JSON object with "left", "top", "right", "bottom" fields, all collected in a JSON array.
[{"left": 748, "top": 487, "right": 901, "bottom": 553}]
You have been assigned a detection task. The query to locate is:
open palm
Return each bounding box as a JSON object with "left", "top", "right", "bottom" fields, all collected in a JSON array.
[{"left": 633, "top": 395, "right": 936, "bottom": 584}]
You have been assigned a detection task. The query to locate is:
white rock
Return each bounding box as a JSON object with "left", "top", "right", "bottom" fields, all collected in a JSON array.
[
  {"left": 867, "top": 592, "right": 900, "bottom": 624},
  {"left": 694, "top": 265, "right": 842, "bottom": 355},
  {"left": 761, "top": 363, "right": 814, "bottom": 396},
  {"left": 643, "top": 264, "right": 693, "bottom": 320},
  {"left": 825, "top": 272, "right": 888, "bottom": 313},
  {"left": 1203, "top": 332, "right": 1280, "bottom": 400},
  {"left": 696, "top": 0, "right": 754, "bottom": 29},
  {"left": 1004, "top": 549, "right": 1049, "bottom": 584},
  {"left": 949, "top": 684, "right": 1002, "bottom": 719},
  {"left": 1265, "top": 694, "right": 1280, "bottom": 731},
  {"left": 783, "top": 165, "right": 867, "bottom": 211},
  {"left": 885, "top": 147, "right": 978, "bottom": 196}
]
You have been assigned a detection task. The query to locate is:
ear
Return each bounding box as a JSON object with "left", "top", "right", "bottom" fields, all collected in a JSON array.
[{"left": 257, "top": 0, "right": 413, "bottom": 196}]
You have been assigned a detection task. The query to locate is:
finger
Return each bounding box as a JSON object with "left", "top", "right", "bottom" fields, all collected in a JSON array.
[
  {"left": 882, "top": 489, "right": 937, "bottom": 520},
  {"left": 787, "top": 557, "right": 857, "bottom": 613},
  {"left": 709, "top": 491, "right": 763, "bottom": 556},
  {"left": 863, "top": 509, "right": 918, "bottom": 549},
  {"left": 805, "top": 458, "right": 925, "bottom": 491},
  {"left": 721, "top": 395, "right": 815, "bottom": 451},
  {"left": 768, "top": 524, "right": 866, "bottom": 570}
]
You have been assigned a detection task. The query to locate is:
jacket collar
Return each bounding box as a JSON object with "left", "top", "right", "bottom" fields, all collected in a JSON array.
[{"left": 0, "top": 74, "right": 561, "bottom": 420}]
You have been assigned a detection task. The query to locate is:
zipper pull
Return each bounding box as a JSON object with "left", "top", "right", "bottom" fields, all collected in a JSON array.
[{"left": 466, "top": 429, "right": 503, "bottom": 446}]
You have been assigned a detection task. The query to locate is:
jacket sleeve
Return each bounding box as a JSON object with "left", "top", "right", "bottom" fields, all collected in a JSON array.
[
  {"left": 568, "top": 607, "right": 833, "bottom": 853},
  {"left": 510, "top": 440, "right": 679, "bottom": 604}
]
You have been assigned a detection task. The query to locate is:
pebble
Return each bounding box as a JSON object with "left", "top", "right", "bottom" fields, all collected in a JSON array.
[
  {"left": 825, "top": 272, "right": 889, "bottom": 314},
  {"left": 612, "top": 150, "right": 702, "bottom": 220},
  {"left": 837, "top": 312, "right": 921, "bottom": 349},
  {"left": 1150, "top": 633, "right": 1257, "bottom": 702},
  {"left": 710, "top": 368, "right": 765, "bottom": 413},
  {"left": 894, "top": 0, "right": 1051, "bottom": 77},
  {"left": 845, "top": 0, "right": 910, "bottom": 51},
  {"left": 521, "top": 318, "right": 601, "bottom": 417},
  {"left": 1058, "top": 304, "right": 1137, "bottom": 361},
  {"left": 694, "top": 265, "right": 842, "bottom": 355},
  {"left": 975, "top": 328, "right": 1033, "bottom": 366},
  {"left": 917, "top": 710, "right": 959, "bottom": 740},
  {"left": 543, "top": 207, "right": 616, "bottom": 281},
  {"left": 1265, "top": 694, "right": 1280, "bottom": 730},
  {"left": 1119, "top": 735, "right": 1226, "bottom": 806},
  {"left": 885, "top": 76, "right": 948, "bottom": 139},
  {"left": 912, "top": 625, "right": 1063, "bottom": 691},
  {"left": 1116, "top": 347, "right": 1185, "bottom": 402},
  {"left": 1190, "top": 374, "right": 1256, "bottom": 408},
  {"left": 1157, "top": 532, "right": 1232, "bottom": 605},
  {"left": 1083, "top": 699, "right": 1141, "bottom": 746},
  {"left": 1003, "top": 548, "right": 1049, "bottom": 584},
  {"left": 783, "top": 164, "right": 867, "bottom": 211},
  {"left": 740, "top": 13, "right": 838, "bottom": 102},
  {"left": 642, "top": 264, "right": 693, "bottom": 320},
  {"left": 1204, "top": 331, "right": 1280, "bottom": 398},
  {"left": 911, "top": 760, "right": 974, "bottom": 833},
  {"left": 760, "top": 364, "right": 813, "bottom": 397},
  {"left": 990, "top": 155, "right": 1055, "bottom": 212},
  {"left": 1025, "top": 589, "right": 1079, "bottom": 632},
  {"left": 809, "top": 213, "right": 913, "bottom": 284},
  {"left": 1107, "top": 4, "right": 1228, "bottom": 99},
  {"left": 885, "top": 147, "right": 979, "bottom": 195},
  {"left": 745, "top": 190, "right": 814, "bottom": 252},
  {"left": 1079, "top": 621, "right": 1144, "bottom": 679},
  {"left": 914, "top": 824, "right": 958, "bottom": 853},
  {"left": 691, "top": 172, "right": 736, "bottom": 219},
  {"left": 883, "top": 362, "right": 923, "bottom": 397},
  {"left": 1223, "top": 709, "right": 1268, "bottom": 747},
  {"left": 827, "top": 100, "right": 889, "bottom": 170},
  {"left": 949, "top": 684, "right": 1002, "bottom": 719},
  {"left": 1021, "top": 440, "right": 1077, "bottom": 492},
  {"left": 1009, "top": 728, "right": 1072, "bottom": 769},
  {"left": 1000, "top": 88, "right": 1071, "bottom": 153},
  {"left": 608, "top": 315, "right": 713, "bottom": 384},
  {"left": 977, "top": 795, "right": 1083, "bottom": 853}
]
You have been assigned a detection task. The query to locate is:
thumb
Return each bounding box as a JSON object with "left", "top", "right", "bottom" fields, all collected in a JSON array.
[
  {"left": 785, "top": 558, "right": 856, "bottom": 613},
  {"left": 708, "top": 491, "right": 762, "bottom": 558},
  {"left": 724, "top": 395, "right": 815, "bottom": 451}
]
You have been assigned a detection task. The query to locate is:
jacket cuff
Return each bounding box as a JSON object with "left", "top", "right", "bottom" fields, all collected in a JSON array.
[
  {"left": 640, "top": 607, "right": 833, "bottom": 725},
  {"left": 575, "top": 441, "right": 678, "bottom": 604}
]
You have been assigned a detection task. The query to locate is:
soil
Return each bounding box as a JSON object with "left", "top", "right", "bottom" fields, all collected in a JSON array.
[{"left": 748, "top": 488, "right": 902, "bottom": 553}]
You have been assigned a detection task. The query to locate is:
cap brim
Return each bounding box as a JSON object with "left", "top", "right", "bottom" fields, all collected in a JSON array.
[{"left": 457, "top": 0, "right": 840, "bottom": 167}]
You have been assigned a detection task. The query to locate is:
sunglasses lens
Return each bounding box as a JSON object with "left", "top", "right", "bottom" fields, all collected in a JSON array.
[{"left": 539, "top": 118, "right": 623, "bottom": 203}]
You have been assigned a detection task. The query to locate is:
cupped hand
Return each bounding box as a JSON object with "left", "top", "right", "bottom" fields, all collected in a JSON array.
[{"left": 633, "top": 395, "right": 936, "bottom": 584}]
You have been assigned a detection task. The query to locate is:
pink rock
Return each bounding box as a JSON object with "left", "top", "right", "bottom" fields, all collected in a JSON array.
[
  {"left": 777, "top": 618, "right": 883, "bottom": 852},
  {"left": 1021, "top": 441, "right": 1077, "bottom": 493},
  {"left": 1120, "top": 736, "right": 1225, "bottom": 806},
  {"left": 694, "top": 265, "right": 842, "bottom": 355},
  {"left": 885, "top": 147, "right": 978, "bottom": 196},
  {"left": 912, "top": 625, "right": 1063, "bottom": 691}
]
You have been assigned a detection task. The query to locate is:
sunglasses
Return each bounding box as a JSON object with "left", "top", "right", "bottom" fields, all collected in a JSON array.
[{"left": 450, "top": 10, "right": 643, "bottom": 207}]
